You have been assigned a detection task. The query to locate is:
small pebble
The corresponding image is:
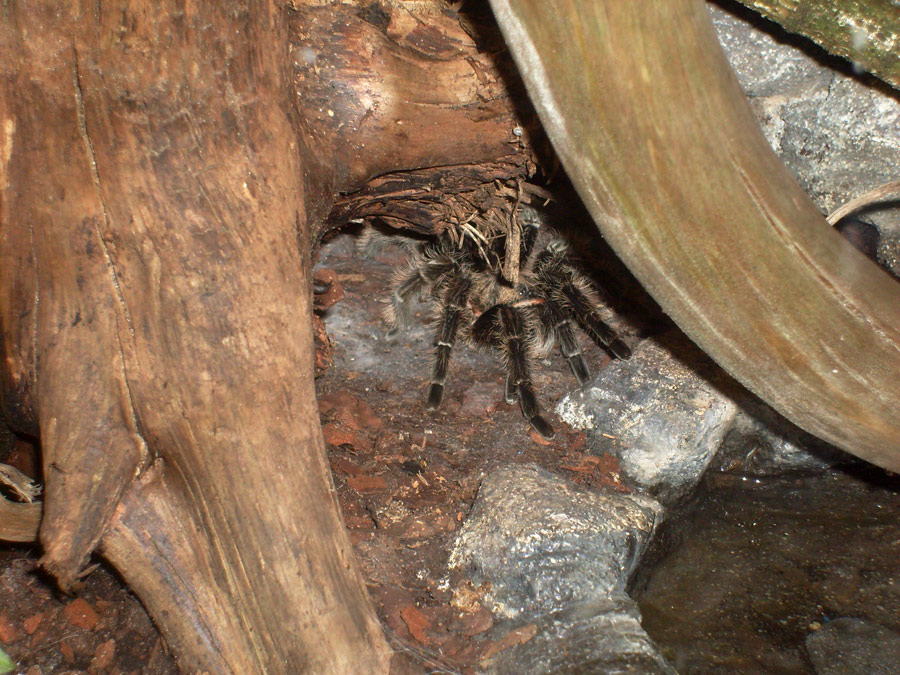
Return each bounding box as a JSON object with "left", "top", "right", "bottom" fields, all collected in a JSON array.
[
  {"left": 90, "top": 639, "right": 116, "bottom": 671},
  {"left": 0, "top": 613, "right": 20, "bottom": 643},
  {"left": 23, "top": 613, "right": 43, "bottom": 635}
]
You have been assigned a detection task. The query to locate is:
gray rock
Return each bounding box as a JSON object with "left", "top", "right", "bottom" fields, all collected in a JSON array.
[
  {"left": 450, "top": 465, "right": 671, "bottom": 673},
  {"left": 712, "top": 395, "right": 851, "bottom": 476},
  {"left": 711, "top": 4, "right": 834, "bottom": 100},
  {"left": 710, "top": 3, "right": 900, "bottom": 237},
  {"left": 878, "top": 229, "right": 900, "bottom": 279},
  {"left": 450, "top": 464, "right": 663, "bottom": 619},
  {"left": 556, "top": 334, "right": 737, "bottom": 505},
  {"left": 806, "top": 618, "right": 900, "bottom": 675},
  {"left": 485, "top": 597, "right": 675, "bottom": 675}
]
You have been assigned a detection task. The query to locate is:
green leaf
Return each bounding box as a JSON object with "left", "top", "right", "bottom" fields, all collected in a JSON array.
[{"left": 0, "top": 646, "right": 15, "bottom": 675}]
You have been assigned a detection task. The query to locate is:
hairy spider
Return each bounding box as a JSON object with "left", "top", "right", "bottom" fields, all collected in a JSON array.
[{"left": 374, "top": 208, "right": 631, "bottom": 439}]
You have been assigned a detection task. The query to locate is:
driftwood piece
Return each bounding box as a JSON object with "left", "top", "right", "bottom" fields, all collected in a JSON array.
[
  {"left": 1, "top": 2, "right": 394, "bottom": 671},
  {"left": 0, "top": 497, "right": 40, "bottom": 543},
  {"left": 289, "top": 1, "right": 535, "bottom": 225},
  {"left": 732, "top": 0, "right": 900, "bottom": 90},
  {"left": 1, "top": 0, "right": 531, "bottom": 671},
  {"left": 490, "top": 0, "right": 900, "bottom": 472}
]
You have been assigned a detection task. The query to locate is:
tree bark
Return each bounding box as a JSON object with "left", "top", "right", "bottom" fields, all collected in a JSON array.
[
  {"left": 1, "top": 1, "right": 397, "bottom": 670},
  {"left": 1, "top": 1, "right": 531, "bottom": 671}
]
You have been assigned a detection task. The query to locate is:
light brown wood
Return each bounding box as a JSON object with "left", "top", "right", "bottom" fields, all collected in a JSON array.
[
  {"left": 1, "top": 2, "right": 393, "bottom": 671},
  {"left": 0, "top": 497, "right": 41, "bottom": 543},
  {"left": 490, "top": 0, "right": 900, "bottom": 472}
]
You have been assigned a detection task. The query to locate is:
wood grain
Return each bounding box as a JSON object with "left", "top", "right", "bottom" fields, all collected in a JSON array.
[{"left": 490, "top": 0, "right": 900, "bottom": 471}]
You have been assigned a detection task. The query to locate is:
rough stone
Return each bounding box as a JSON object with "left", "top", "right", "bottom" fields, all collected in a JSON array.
[
  {"left": 710, "top": 3, "right": 900, "bottom": 243},
  {"left": 450, "top": 464, "right": 663, "bottom": 619},
  {"left": 451, "top": 465, "right": 671, "bottom": 673},
  {"left": 556, "top": 334, "right": 737, "bottom": 506},
  {"left": 877, "top": 229, "right": 900, "bottom": 279},
  {"left": 711, "top": 395, "right": 852, "bottom": 476},
  {"left": 806, "top": 618, "right": 900, "bottom": 675},
  {"left": 484, "top": 597, "right": 675, "bottom": 675}
]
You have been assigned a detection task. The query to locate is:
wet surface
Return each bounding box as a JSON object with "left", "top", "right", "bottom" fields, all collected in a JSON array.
[{"left": 637, "top": 470, "right": 900, "bottom": 674}]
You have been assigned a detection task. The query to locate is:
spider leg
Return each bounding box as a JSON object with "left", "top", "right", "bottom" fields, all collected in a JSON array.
[
  {"left": 475, "top": 304, "right": 555, "bottom": 439},
  {"left": 426, "top": 275, "right": 472, "bottom": 409},
  {"left": 385, "top": 262, "right": 429, "bottom": 336},
  {"left": 539, "top": 300, "right": 592, "bottom": 385},
  {"left": 386, "top": 242, "right": 459, "bottom": 336},
  {"left": 473, "top": 305, "right": 520, "bottom": 403},
  {"left": 532, "top": 242, "right": 630, "bottom": 360},
  {"left": 504, "top": 375, "right": 518, "bottom": 405},
  {"left": 519, "top": 205, "right": 543, "bottom": 264},
  {"left": 559, "top": 281, "right": 632, "bottom": 360}
]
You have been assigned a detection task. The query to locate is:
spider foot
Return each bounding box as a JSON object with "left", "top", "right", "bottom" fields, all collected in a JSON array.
[
  {"left": 568, "top": 353, "right": 591, "bottom": 385},
  {"left": 426, "top": 383, "right": 444, "bottom": 409},
  {"left": 528, "top": 414, "right": 555, "bottom": 439},
  {"left": 609, "top": 337, "right": 632, "bottom": 360},
  {"left": 504, "top": 376, "right": 518, "bottom": 404},
  {"left": 518, "top": 384, "right": 555, "bottom": 439}
]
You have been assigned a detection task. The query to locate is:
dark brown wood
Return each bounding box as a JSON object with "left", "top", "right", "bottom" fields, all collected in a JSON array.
[
  {"left": 290, "top": 1, "right": 537, "bottom": 230},
  {"left": 291, "top": 2, "right": 530, "bottom": 196}
]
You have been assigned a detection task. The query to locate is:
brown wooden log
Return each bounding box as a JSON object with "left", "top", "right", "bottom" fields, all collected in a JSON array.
[
  {"left": 0, "top": 462, "right": 41, "bottom": 542},
  {"left": 1, "top": 0, "right": 532, "bottom": 671},
  {"left": 490, "top": 0, "right": 900, "bottom": 472},
  {"left": 0, "top": 497, "right": 41, "bottom": 542},
  {"left": 292, "top": 2, "right": 519, "bottom": 188},
  {"left": 1, "top": 1, "right": 393, "bottom": 671}
]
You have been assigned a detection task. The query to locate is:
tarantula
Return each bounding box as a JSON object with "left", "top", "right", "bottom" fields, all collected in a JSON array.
[{"left": 377, "top": 209, "right": 631, "bottom": 439}]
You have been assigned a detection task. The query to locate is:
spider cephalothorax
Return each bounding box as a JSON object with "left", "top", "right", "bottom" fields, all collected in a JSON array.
[{"left": 377, "top": 207, "right": 631, "bottom": 439}]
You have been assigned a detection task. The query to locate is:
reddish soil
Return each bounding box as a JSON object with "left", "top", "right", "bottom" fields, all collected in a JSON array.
[{"left": 0, "top": 546, "right": 175, "bottom": 673}]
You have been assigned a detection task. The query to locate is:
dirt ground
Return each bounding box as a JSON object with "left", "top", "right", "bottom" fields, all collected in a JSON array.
[{"left": 0, "top": 221, "right": 635, "bottom": 673}]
